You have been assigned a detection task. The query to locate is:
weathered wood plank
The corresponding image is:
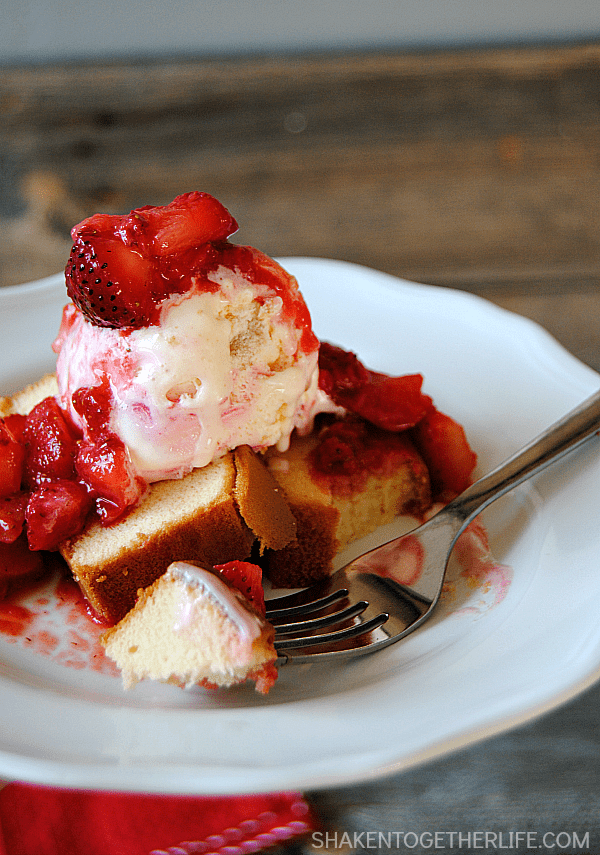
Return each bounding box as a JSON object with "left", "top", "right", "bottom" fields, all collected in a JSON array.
[{"left": 1, "top": 42, "right": 599, "bottom": 293}]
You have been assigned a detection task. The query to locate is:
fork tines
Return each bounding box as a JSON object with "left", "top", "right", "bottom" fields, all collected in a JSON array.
[{"left": 266, "top": 586, "right": 390, "bottom": 656}]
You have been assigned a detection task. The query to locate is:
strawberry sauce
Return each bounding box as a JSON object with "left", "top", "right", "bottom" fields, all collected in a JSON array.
[
  {"left": 0, "top": 559, "right": 118, "bottom": 677},
  {"left": 312, "top": 343, "right": 477, "bottom": 503},
  {"left": 308, "top": 415, "right": 428, "bottom": 501}
]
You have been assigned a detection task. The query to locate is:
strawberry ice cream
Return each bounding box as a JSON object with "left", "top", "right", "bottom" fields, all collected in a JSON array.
[{"left": 54, "top": 250, "right": 320, "bottom": 482}]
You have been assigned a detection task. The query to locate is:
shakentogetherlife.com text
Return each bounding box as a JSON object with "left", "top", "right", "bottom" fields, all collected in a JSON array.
[{"left": 311, "top": 829, "right": 592, "bottom": 852}]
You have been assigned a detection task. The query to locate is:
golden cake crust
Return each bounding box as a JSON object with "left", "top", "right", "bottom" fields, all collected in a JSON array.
[
  {"left": 0, "top": 373, "right": 59, "bottom": 416},
  {"left": 233, "top": 444, "right": 296, "bottom": 552},
  {"left": 61, "top": 455, "right": 255, "bottom": 624}
]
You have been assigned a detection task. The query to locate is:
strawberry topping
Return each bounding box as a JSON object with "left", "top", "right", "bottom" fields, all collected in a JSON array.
[
  {"left": 0, "top": 387, "right": 143, "bottom": 555},
  {"left": 14, "top": 397, "right": 94, "bottom": 549},
  {"left": 65, "top": 192, "right": 238, "bottom": 329},
  {"left": 3, "top": 413, "right": 27, "bottom": 444},
  {"left": 316, "top": 342, "right": 477, "bottom": 500},
  {"left": 0, "top": 419, "right": 25, "bottom": 497},
  {"left": 23, "top": 398, "right": 79, "bottom": 488},
  {"left": 66, "top": 233, "right": 154, "bottom": 329},
  {"left": 318, "top": 342, "right": 433, "bottom": 430},
  {"left": 215, "top": 560, "right": 266, "bottom": 616},
  {"left": 75, "top": 438, "right": 143, "bottom": 525},
  {"left": 0, "top": 493, "right": 28, "bottom": 544},
  {"left": 70, "top": 377, "right": 113, "bottom": 442},
  {"left": 412, "top": 408, "right": 478, "bottom": 501},
  {"left": 308, "top": 416, "right": 428, "bottom": 502},
  {"left": 71, "top": 377, "right": 144, "bottom": 523},
  {"left": 26, "top": 481, "right": 93, "bottom": 552},
  {"left": 0, "top": 535, "right": 45, "bottom": 600}
]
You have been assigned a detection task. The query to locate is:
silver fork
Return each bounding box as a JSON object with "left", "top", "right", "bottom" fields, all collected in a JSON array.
[{"left": 266, "top": 387, "right": 600, "bottom": 663}]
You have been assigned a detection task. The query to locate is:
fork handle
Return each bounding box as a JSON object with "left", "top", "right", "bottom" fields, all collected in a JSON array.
[{"left": 449, "top": 386, "right": 600, "bottom": 527}]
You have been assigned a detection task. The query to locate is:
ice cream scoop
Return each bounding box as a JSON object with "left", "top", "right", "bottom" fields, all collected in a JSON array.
[
  {"left": 54, "top": 194, "right": 321, "bottom": 482},
  {"left": 54, "top": 252, "right": 320, "bottom": 481}
]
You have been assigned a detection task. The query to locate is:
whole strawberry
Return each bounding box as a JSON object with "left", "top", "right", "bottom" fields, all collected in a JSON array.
[{"left": 65, "top": 192, "right": 238, "bottom": 329}]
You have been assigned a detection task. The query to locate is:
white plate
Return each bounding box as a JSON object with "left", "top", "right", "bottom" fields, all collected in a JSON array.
[{"left": 1, "top": 259, "right": 600, "bottom": 795}]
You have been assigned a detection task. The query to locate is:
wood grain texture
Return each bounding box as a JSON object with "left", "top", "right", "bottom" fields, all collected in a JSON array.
[
  {"left": 1, "top": 42, "right": 599, "bottom": 364},
  {"left": 1, "top": 43, "right": 600, "bottom": 840}
]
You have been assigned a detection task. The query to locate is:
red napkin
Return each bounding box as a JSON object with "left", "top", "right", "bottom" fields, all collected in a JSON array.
[{"left": 0, "top": 783, "right": 317, "bottom": 855}]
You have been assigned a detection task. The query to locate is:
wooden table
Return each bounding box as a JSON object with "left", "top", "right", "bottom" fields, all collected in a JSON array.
[
  {"left": 2, "top": 41, "right": 600, "bottom": 367},
  {"left": 1, "top": 41, "right": 600, "bottom": 851}
]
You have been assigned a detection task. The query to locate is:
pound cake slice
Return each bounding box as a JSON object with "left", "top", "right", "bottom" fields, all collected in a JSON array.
[
  {"left": 263, "top": 416, "right": 432, "bottom": 587},
  {"left": 61, "top": 455, "right": 255, "bottom": 624},
  {"left": 61, "top": 443, "right": 298, "bottom": 625},
  {"left": 101, "top": 560, "right": 278, "bottom": 694}
]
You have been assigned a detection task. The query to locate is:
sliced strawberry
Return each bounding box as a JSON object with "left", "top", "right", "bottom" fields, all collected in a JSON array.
[
  {"left": 26, "top": 480, "right": 93, "bottom": 551},
  {"left": 352, "top": 371, "right": 433, "bottom": 431},
  {"left": 66, "top": 192, "right": 238, "bottom": 329},
  {"left": 412, "top": 408, "right": 477, "bottom": 500},
  {"left": 75, "top": 437, "right": 143, "bottom": 525},
  {"left": 3, "top": 413, "right": 27, "bottom": 444},
  {"left": 23, "top": 397, "right": 79, "bottom": 488},
  {"left": 318, "top": 342, "right": 433, "bottom": 430},
  {"left": 0, "top": 493, "right": 28, "bottom": 544},
  {"left": 0, "top": 419, "right": 25, "bottom": 496},
  {"left": 318, "top": 342, "right": 370, "bottom": 401},
  {"left": 138, "top": 191, "right": 238, "bottom": 256},
  {"left": 66, "top": 232, "right": 154, "bottom": 329},
  {"left": 71, "top": 377, "right": 113, "bottom": 442},
  {"left": 215, "top": 560, "right": 266, "bottom": 616}
]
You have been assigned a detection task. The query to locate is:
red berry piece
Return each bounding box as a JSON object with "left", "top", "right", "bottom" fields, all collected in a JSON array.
[
  {"left": 66, "top": 230, "right": 154, "bottom": 329},
  {"left": 26, "top": 481, "right": 93, "bottom": 551},
  {"left": 412, "top": 408, "right": 477, "bottom": 501},
  {"left": 0, "top": 493, "right": 28, "bottom": 544},
  {"left": 138, "top": 191, "right": 238, "bottom": 256},
  {"left": 65, "top": 192, "right": 238, "bottom": 330},
  {"left": 3, "top": 413, "right": 27, "bottom": 444},
  {"left": 318, "top": 342, "right": 370, "bottom": 402},
  {"left": 75, "top": 437, "right": 143, "bottom": 525},
  {"left": 0, "top": 419, "right": 25, "bottom": 497},
  {"left": 352, "top": 371, "right": 434, "bottom": 432},
  {"left": 215, "top": 560, "right": 266, "bottom": 615},
  {"left": 318, "top": 342, "right": 433, "bottom": 431},
  {"left": 71, "top": 378, "right": 113, "bottom": 442},
  {"left": 23, "top": 397, "right": 79, "bottom": 488}
]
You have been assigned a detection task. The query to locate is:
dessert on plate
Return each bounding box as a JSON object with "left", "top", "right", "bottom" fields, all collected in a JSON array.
[
  {"left": 0, "top": 191, "right": 477, "bottom": 693},
  {"left": 101, "top": 560, "right": 278, "bottom": 694}
]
